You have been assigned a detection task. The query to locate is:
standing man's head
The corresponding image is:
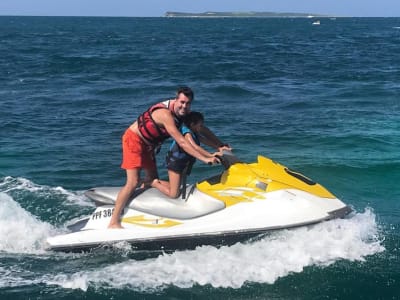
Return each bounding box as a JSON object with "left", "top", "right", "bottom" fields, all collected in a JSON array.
[
  {"left": 176, "top": 86, "right": 194, "bottom": 102},
  {"left": 174, "top": 86, "right": 194, "bottom": 118}
]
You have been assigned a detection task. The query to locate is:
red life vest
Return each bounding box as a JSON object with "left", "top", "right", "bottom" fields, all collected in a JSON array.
[{"left": 137, "top": 100, "right": 182, "bottom": 146}]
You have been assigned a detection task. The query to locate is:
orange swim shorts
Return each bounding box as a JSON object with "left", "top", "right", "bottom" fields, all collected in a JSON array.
[{"left": 120, "top": 128, "right": 156, "bottom": 170}]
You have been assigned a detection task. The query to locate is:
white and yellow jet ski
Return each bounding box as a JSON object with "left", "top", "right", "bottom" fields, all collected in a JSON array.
[{"left": 46, "top": 151, "right": 351, "bottom": 252}]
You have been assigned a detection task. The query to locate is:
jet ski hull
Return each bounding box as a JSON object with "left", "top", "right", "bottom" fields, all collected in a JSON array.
[
  {"left": 48, "top": 205, "right": 351, "bottom": 253},
  {"left": 46, "top": 153, "right": 352, "bottom": 252}
]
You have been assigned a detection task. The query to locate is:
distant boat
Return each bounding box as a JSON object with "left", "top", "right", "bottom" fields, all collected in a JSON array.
[{"left": 312, "top": 20, "right": 321, "bottom": 25}]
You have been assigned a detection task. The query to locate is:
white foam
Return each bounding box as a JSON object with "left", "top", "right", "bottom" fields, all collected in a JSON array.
[
  {"left": 47, "top": 208, "right": 384, "bottom": 291},
  {"left": 0, "top": 192, "right": 56, "bottom": 254}
]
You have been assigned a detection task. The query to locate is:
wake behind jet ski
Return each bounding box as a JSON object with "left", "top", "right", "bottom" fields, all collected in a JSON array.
[{"left": 46, "top": 151, "right": 351, "bottom": 252}]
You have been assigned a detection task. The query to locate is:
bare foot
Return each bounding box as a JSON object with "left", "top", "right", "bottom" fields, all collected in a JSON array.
[
  {"left": 140, "top": 180, "right": 153, "bottom": 189},
  {"left": 151, "top": 178, "right": 160, "bottom": 187},
  {"left": 108, "top": 223, "right": 124, "bottom": 229}
]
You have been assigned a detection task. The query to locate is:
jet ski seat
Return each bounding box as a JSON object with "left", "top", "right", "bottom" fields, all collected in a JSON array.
[{"left": 85, "top": 186, "right": 225, "bottom": 220}]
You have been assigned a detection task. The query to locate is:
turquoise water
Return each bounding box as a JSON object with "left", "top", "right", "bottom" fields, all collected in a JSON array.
[{"left": 0, "top": 16, "right": 399, "bottom": 299}]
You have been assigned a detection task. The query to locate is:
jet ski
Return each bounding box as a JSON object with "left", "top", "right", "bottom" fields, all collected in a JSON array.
[{"left": 46, "top": 151, "right": 351, "bottom": 252}]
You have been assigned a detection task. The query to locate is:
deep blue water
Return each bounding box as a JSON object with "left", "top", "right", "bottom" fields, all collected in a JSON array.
[{"left": 0, "top": 16, "right": 399, "bottom": 299}]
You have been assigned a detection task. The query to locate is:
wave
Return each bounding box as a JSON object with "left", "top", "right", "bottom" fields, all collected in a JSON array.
[
  {"left": 45, "top": 208, "right": 383, "bottom": 292},
  {"left": 0, "top": 192, "right": 55, "bottom": 254},
  {"left": 0, "top": 176, "right": 94, "bottom": 245},
  {"left": 0, "top": 176, "right": 91, "bottom": 208}
]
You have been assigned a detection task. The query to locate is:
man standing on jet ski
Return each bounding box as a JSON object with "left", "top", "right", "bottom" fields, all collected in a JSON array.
[{"left": 108, "top": 87, "right": 226, "bottom": 229}]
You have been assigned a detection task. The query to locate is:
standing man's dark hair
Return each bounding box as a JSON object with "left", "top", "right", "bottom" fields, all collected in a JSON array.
[{"left": 176, "top": 86, "right": 194, "bottom": 102}]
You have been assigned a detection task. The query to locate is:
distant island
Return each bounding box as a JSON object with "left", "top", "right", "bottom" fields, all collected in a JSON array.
[{"left": 165, "top": 11, "right": 331, "bottom": 18}]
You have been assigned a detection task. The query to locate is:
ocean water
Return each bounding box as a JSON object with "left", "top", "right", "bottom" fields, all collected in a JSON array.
[{"left": 0, "top": 16, "right": 399, "bottom": 299}]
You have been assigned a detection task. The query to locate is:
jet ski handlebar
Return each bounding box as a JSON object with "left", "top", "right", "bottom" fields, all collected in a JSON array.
[{"left": 216, "top": 150, "right": 241, "bottom": 170}]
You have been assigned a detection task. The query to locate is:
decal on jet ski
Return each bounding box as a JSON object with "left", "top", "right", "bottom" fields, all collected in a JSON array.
[
  {"left": 91, "top": 208, "right": 114, "bottom": 220},
  {"left": 214, "top": 188, "right": 265, "bottom": 206},
  {"left": 122, "top": 215, "right": 182, "bottom": 228}
]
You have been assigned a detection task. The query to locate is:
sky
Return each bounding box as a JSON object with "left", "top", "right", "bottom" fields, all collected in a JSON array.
[{"left": 0, "top": 0, "right": 399, "bottom": 18}]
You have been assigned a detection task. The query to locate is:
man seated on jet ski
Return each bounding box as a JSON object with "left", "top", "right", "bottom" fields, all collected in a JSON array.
[
  {"left": 108, "top": 87, "right": 228, "bottom": 229},
  {"left": 151, "top": 111, "right": 224, "bottom": 198}
]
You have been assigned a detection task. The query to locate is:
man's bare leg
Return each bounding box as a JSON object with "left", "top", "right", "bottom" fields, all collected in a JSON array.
[
  {"left": 108, "top": 169, "right": 139, "bottom": 229},
  {"left": 151, "top": 170, "right": 181, "bottom": 198}
]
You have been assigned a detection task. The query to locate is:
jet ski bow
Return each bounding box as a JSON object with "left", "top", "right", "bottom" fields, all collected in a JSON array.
[{"left": 46, "top": 151, "right": 351, "bottom": 252}]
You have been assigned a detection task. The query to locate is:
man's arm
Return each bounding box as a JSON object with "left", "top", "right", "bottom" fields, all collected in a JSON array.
[
  {"left": 198, "top": 125, "right": 231, "bottom": 151},
  {"left": 154, "top": 110, "right": 217, "bottom": 164},
  {"left": 185, "top": 133, "right": 221, "bottom": 158}
]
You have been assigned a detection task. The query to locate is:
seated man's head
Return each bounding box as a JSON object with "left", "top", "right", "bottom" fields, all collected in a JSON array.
[{"left": 183, "top": 111, "right": 204, "bottom": 132}]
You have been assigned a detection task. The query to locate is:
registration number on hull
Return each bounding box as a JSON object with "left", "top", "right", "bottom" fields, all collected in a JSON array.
[{"left": 91, "top": 208, "right": 115, "bottom": 220}]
